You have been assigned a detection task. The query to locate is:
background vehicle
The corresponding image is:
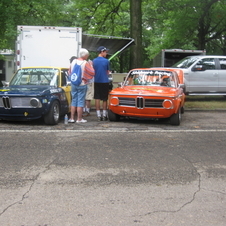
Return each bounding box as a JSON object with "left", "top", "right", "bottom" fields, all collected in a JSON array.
[
  {"left": 153, "top": 49, "right": 206, "bottom": 67},
  {"left": 108, "top": 68, "right": 185, "bottom": 125},
  {"left": 172, "top": 55, "right": 226, "bottom": 95},
  {"left": 16, "top": 26, "right": 82, "bottom": 71},
  {"left": 0, "top": 67, "right": 70, "bottom": 125}
]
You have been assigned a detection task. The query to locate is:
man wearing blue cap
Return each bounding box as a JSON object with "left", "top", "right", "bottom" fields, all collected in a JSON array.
[{"left": 93, "top": 46, "right": 110, "bottom": 121}]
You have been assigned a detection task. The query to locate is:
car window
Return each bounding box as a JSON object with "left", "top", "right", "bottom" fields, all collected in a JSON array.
[
  {"left": 172, "top": 56, "right": 199, "bottom": 68},
  {"left": 124, "top": 70, "right": 177, "bottom": 87},
  {"left": 60, "top": 70, "right": 69, "bottom": 86},
  {"left": 195, "top": 58, "right": 216, "bottom": 70},
  {"left": 10, "top": 68, "right": 60, "bottom": 86},
  {"left": 219, "top": 58, "right": 226, "bottom": 69}
]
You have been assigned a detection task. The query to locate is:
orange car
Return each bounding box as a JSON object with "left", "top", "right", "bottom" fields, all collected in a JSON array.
[{"left": 108, "top": 68, "right": 185, "bottom": 125}]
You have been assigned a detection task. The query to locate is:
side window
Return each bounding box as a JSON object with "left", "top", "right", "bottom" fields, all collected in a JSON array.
[
  {"left": 61, "top": 70, "right": 67, "bottom": 86},
  {"left": 219, "top": 58, "right": 226, "bottom": 69},
  {"left": 196, "top": 58, "right": 216, "bottom": 70}
]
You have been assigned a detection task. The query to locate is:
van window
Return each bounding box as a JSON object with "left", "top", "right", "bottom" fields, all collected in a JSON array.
[
  {"left": 196, "top": 58, "right": 216, "bottom": 70},
  {"left": 219, "top": 58, "right": 226, "bottom": 69}
]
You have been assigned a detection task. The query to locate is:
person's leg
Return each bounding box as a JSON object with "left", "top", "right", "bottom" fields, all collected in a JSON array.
[
  {"left": 95, "top": 99, "right": 100, "bottom": 110},
  {"left": 69, "top": 89, "right": 78, "bottom": 122},
  {"left": 70, "top": 106, "right": 76, "bottom": 120},
  {"left": 95, "top": 99, "right": 102, "bottom": 120},
  {"left": 76, "top": 85, "right": 87, "bottom": 123},
  {"left": 85, "top": 100, "right": 91, "bottom": 115},
  {"left": 103, "top": 100, "right": 107, "bottom": 110},
  {"left": 85, "top": 83, "right": 93, "bottom": 115},
  {"left": 102, "top": 83, "right": 109, "bottom": 120},
  {"left": 102, "top": 101, "right": 108, "bottom": 120},
  {"left": 94, "top": 83, "right": 102, "bottom": 120},
  {"left": 77, "top": 107, "right": 83, "bottom": 121}
]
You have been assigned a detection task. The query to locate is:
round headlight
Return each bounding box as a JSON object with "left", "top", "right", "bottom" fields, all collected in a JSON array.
[
  {"left": 110, "top": 97, "right": 119, "bottom": 106},
  {"left": 30, "top": 98, "right": 42, "bottom": 108},
  {"left": 162, "top": 99, "right": 173, "bottom": 109}
]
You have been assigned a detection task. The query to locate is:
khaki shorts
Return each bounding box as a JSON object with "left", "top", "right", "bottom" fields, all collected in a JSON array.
[{"left": 85, "top": 83, "right": 94, "bottom": 100}]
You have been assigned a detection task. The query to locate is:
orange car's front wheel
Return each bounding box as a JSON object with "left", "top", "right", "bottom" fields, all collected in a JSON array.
[
  {"left": 108, "top": 109, "right": 120, "bottom": 121},
  {"left": 169, "top": 107, "right": 181, "bottom": 126}
]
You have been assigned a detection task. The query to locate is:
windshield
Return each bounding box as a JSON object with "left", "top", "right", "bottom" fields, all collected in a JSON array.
[
  {"left": 172, "top": 56, "right": 199, "bottom": 68},
  {"left": 124, "top": 69, "right": 177, "bottom": 88},
  {"left": 10, "top": 68, "right": 60, "bottom": 86}
]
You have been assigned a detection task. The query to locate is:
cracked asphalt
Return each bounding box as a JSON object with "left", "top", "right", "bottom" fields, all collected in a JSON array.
[{"left": 0, "top": 110, "right": 226, "bottom": 226}]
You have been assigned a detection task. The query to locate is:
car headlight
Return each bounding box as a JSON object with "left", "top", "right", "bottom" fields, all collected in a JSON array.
[
  {"left": 110, "top": 97, "right": 119, "bottom": 106},
  {"left": 30, "top": 98, "right": 42, "bottom": 108},
  {"left": 162, "top": 99, "right": 173, "bottom": 109}
]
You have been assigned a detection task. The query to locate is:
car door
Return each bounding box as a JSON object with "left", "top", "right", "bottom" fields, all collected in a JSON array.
[
  {"left": 59, "top": 68, "right": 71, "bottom": 107},
  {"left": 217, "top": 57, "right": 226, "bottom": 92},
  {"left": 188, "top": 57, "right": 219, "bottom": 93}
]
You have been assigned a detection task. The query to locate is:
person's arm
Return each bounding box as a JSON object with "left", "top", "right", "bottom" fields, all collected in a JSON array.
[{"left": 83, "top": 61, "right": 95, "bottom": 81}]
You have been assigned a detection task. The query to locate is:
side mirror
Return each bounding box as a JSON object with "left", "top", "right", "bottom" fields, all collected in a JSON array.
[
  {"left": 66, "top": 80, "right": 71, "bottom": 86},
  {"left": 179, "top": 84, "right": 185, "bottom": 89},
  {"left": 1, "top": 81, "right": 9, "bottom": 87},
  {"left": 192, "top": 65, "right": 206, "bottom": 71}
]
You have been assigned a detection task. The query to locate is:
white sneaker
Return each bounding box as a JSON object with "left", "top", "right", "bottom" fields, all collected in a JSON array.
[
  {"left": 76, "top": 119, "right": 87, "bottom": 123},
  {"left": 68, "top": 119, "right": 75, "bottom": 123}
]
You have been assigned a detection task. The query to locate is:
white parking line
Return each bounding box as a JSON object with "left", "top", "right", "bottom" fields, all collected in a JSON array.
[{"left": 1, "top": 129, "right": 226, "bottom": 133}]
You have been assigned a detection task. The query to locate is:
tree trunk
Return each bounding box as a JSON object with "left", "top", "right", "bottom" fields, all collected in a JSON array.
[{"left": 130, "top": 0, "right": 142, "bottom": 69}]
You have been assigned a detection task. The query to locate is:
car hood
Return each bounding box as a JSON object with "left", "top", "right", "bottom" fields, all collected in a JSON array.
[
  {"left": 0, "top": 85, "right": 57, "bottom": 96},
  {"left": 110, "top": 86, "right": 178, "bottom": 97}
]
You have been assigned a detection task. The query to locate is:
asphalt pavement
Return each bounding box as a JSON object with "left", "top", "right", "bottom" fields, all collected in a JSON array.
[
  {"left": 0, "top": 110, "right": 226, "bottom": 226},
  {"left": 0, "top": 109, "right": 226, "bottom": 131}
]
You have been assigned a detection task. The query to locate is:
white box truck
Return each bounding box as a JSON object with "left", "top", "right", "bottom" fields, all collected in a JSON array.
[
  {"left": 16, "top": 25, "right": 82, "bottom": 70},
  {"left": 153, "top": 49, "right": 206, "bottom": 67}
]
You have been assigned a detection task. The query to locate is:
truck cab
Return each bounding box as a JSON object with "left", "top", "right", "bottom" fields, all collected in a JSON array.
[{"left": 172, "top": 55, "right": 226, "bottom": 95}]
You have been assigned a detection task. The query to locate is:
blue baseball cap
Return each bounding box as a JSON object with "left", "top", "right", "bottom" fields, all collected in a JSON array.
[{"left": 97, "top": 46, "right": 109, "bottom": 52}]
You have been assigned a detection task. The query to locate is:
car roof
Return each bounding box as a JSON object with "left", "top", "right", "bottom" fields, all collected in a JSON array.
[
  {"left": 186, "top": 55, "right": 226, "bottom": 58},
  {"left": 20, "top": 66, "right": 69, "bottom": 70}
]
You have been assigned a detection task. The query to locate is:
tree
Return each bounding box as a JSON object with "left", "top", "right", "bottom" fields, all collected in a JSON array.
[
  {"left": 145, "top": 0, "right": 226, "bottom": 59},
  {"left": 130, "top": 0, "right": 142, "bottom": 68},
  {"left": 1, "top": 0, "right": 225, "bottom": 70},
  {"left": 0, "top": 0, "right": 68, "bottom": 49}
]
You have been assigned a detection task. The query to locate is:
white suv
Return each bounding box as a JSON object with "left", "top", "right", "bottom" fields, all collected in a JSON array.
[{"left": 172, "top": 55, "right": 226, "bottom": 95}]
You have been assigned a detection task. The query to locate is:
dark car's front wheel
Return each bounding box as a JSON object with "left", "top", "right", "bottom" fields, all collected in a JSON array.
[
  {"left": 108, "top": 109, "right": 120, "bottom": 121},
  {"left": 44, "top": 100, "right": 60, "bottom": 125},
  {"left": 169, "top": 107, "right": 181, "bottom": 126}
]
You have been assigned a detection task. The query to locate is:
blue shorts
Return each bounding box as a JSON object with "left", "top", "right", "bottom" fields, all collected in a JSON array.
[{"left": 71, "top": 85, "right": 87, "bottom": 107}]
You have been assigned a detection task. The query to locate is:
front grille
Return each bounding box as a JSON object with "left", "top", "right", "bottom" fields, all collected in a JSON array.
[
  {"left": 118, "top": 97, "right": 164, "bottom": 108},
  {"left": 2, "top": 96, "right": 11, "bottom": 109},
  {"left": 136, "top": 97, "right": 144, "bottom": 109},
  {"left": 0, "top": 96, "right": 38, "bottom": 109},
  {"left": 145, "top": 99, "right": 164, "bottom": 108},
  {"left": 119, "top": 97, "right": 135, "bottom": 106}
]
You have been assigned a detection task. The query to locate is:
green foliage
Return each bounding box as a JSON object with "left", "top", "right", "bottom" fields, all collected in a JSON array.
[
  {"left": 0, "top": 0, "right": 69, "bottom": 49},
  {"left": 144, "top": 0, "right": 226, "bottom": 59},
  {"left": 0, "top": 0, "right": 225, "bottom": 70}
]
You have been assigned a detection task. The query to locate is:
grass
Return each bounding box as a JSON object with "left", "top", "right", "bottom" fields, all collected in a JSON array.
[{"left": 185, "top": 95, "right": 226, "bottom": 110}]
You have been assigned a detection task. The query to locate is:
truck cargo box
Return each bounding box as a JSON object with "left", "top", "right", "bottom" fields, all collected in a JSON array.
[{"left": 16, "top": 26, "right": 82, "bottom": 69}]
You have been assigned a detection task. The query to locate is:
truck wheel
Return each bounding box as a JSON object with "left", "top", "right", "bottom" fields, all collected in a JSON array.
[
  {"left": 181, "top": 106, "right": 185, "bottom": 114},
  {"left": 108, "top": 109, "right": 120, "bottom": 121},
  {"left": 44, "top": 100, "right": 60, "bottom": 125},
  {"left": 170, "top": 107, "right": 181, "bottom": 126}
]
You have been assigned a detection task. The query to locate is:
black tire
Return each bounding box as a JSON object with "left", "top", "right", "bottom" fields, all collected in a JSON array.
[
  {"left": 108, "top": 109, "right": 120, "bottom": 121},
  {"left": 170, "top": 107, "right": 181, "bottom": 126},
  {"left": 181, "top": 106, "right": 185, "bottom": 114},
  {"left": 44, "top": 100, "right": 60, "bottom": 125}
]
